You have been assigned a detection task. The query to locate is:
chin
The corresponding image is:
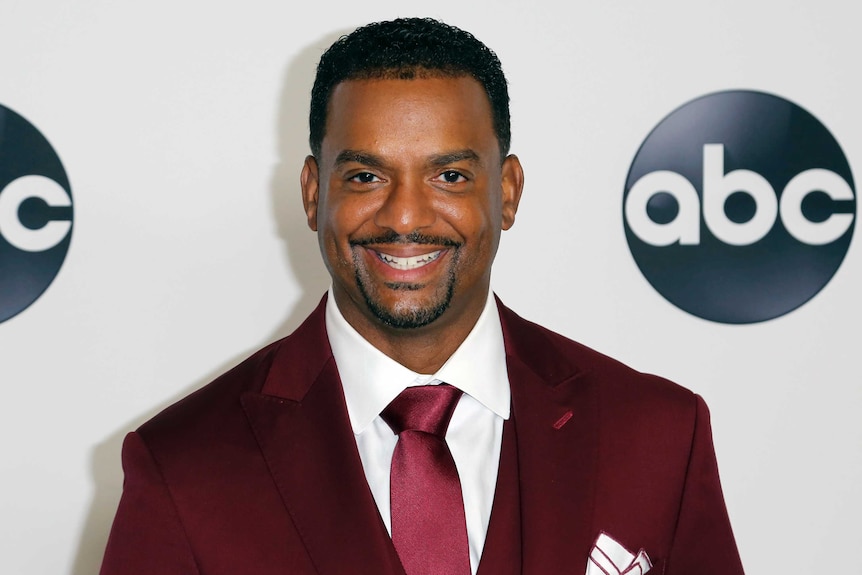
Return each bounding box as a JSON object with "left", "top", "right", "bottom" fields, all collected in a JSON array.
[{"left": 358, "top": 279, "right": 455, "bottom": 330}]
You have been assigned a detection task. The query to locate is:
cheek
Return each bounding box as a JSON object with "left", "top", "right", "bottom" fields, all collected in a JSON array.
[
  {"left": 315, "top": 205, "right": 350, "bottom": 267},
  {"left": 326, "top": 194, "right": 381, "bottom": 237},
  {"left": 438, "top": 195, "right": 499, "bottom": 242},
  {"left": 319, "top": 203, "right": 355, "bottom": 247},
  {"left": 319, "top": 200, "right": 378, "bottom": 268}
]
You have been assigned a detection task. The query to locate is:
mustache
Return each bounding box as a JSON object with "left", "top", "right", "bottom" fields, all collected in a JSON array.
[{"left": 349, "top": 230, "right": 461, "bottom": 248}]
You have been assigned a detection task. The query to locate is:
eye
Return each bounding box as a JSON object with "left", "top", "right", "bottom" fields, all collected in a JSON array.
[
  {"left": 349, "top": 172, "right": 381, "bottom": 184},
  {"left": 435, "top": 170, "right": 467, "bottom": 184}
]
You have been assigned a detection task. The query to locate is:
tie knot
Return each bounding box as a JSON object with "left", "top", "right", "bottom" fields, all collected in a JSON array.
[{"left": 381, "top": 384, "right": 463, "bottom": 438}]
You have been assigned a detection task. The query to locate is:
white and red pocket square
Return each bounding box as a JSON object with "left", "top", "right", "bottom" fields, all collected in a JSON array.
[{"left": 585, "top": 532, "right": 652, "bottom": 575}]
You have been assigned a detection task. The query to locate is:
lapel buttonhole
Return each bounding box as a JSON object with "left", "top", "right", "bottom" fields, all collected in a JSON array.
[{"left": 552, "top": 410, "right": 573, "bottom": 430}]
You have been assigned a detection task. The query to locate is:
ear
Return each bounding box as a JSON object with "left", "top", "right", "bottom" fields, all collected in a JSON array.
[
  {"left": 300, "top": 155, "right": 320, "bottom": 231},
  {"left": 500, "top": 154, "right": 524, "bottom": 230}
]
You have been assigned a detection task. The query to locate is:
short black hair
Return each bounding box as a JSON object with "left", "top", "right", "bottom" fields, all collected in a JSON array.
[{"left": 309, "top": 17, "right": 510, "bottom": 158}]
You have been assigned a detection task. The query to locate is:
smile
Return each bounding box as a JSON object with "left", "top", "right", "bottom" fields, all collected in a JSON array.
[{"left": 375, "top": 250, "right": 443, "bottom": 270}]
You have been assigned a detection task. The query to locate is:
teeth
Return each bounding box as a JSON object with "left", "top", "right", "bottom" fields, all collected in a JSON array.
[{"left": 377, "top": 250, "right": 442, "bottom": 270}]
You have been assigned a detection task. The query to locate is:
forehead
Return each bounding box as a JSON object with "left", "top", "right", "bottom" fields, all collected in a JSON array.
[{"left": 321, "top": 76, "right": 497, "bottom": 162}]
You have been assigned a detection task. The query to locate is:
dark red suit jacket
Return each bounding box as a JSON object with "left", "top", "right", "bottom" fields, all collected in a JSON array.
[{"left": 100, "top": 297, "right": 744, "bottom": 574}]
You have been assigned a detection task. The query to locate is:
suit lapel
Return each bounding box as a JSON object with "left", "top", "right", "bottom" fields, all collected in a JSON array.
[
  {"left": 241, "top": 298, "right": 404, "bottom": 575},
  {"left": 499, "top": 302, "right": 600, "bottom": 573}
]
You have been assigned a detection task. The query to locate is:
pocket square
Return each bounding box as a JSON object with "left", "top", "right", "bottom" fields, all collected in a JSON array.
[{"left": 585, "top": 532, "right": 652, "bottom": 575}]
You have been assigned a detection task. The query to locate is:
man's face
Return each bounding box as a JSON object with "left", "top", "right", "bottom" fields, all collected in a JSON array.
[{"left": 301, "top": 76, "right": 522, "bottom": 340}]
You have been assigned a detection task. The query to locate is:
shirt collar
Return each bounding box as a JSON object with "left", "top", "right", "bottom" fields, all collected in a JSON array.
[{"left": 325, "top": 288, "right": 511, "bottom": 434}]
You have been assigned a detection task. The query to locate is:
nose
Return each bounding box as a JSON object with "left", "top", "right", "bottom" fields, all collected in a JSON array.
[{"left": 373, "top": 177, "right": 436, "bottom": 235}]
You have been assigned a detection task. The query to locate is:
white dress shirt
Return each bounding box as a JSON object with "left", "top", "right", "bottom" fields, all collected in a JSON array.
[{"left": 325, "top": 288, "right": 510, "bottom": 574}]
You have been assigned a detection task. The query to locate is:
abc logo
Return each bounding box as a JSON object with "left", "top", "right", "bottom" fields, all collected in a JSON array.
[
  {"left": 0, "top": 104, "right": 73, "bottom": 324},
  {"left": 624, "top": 91, "right": 855, "bottom": 324}
]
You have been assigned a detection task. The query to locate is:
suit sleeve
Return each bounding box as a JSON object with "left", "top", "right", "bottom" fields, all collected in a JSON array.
[
  {"left": 100, "top": 432, "right": 200, "bottom": 575},
  {"left": 666, "top": 395, "right": 745, "bottom": 574}
]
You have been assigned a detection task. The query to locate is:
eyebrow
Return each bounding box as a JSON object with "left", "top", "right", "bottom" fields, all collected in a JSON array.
[
  {"left": 332, "top": 149, "right": 483, "bottom": 170},
  {"left": 427, "top": 149, "right": 482, "bottom": 168},
  {"left": 333, "top": 150, "right": 386, "bottom": 169}
]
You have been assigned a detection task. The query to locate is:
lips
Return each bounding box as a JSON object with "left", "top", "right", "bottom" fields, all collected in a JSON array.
[{"left": 375, "top": 249, "right": 443, "bottom": 270}]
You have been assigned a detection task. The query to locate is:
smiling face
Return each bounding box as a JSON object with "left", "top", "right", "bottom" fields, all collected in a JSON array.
[{"left": 301, "top": 76, "right": 523, "bottom": 353}]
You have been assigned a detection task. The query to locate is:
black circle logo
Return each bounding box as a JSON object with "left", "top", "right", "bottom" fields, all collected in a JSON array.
[
  {"left": 623, "top": 90, "right": 855, "bottom": 324},
  {"left": 0, "top": 104, "right": 73, "bottom": 324}
]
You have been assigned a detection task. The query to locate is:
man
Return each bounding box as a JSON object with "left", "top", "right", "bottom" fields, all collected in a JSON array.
[{"left": 100, "top": 18, "right": 744, "bottom": 575}]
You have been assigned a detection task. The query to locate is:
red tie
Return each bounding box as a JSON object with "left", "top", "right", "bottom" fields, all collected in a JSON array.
[{"left": 381, "top": 384, "right": 471, "bottom": 575}]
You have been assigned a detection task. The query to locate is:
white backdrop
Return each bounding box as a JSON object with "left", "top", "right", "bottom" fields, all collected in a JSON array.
[{"left": 1, "top": 2, "right": 860, "bottom": 573}]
